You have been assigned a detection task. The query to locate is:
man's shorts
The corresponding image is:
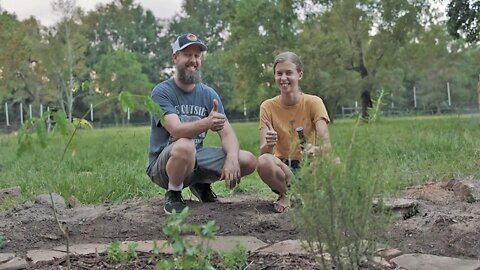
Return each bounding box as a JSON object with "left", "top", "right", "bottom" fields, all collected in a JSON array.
[{"left": 150, "top": 143, "right": 226, "bottom": 189}]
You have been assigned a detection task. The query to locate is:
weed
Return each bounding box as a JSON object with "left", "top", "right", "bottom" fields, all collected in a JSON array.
[
  {"left": 106, "top": 241, "right": 138, "bottom": 264},
  {"left": 220, "top": 241, "right": 248, "bottom": 270}
]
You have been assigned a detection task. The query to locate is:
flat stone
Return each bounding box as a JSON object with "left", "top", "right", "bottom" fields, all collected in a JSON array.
[
  {"left": 180, "top": 235, "right": 267, "bottom": 253},
  {"left": 26, "top": 249, "right": 67, "bottom": 264},
  {"left": 371, "top": 256, "right": 393, "bottom": 268},
  {"left": 0, "top": 257, "right": 28, "bottom": 270},
  {"left": 120, "top": 240, "right": 168, "bottom": 253},
  {"left": 0, "top": 254, "right": 15, "bottom": 264},
  {"left": 0, "top": 187, "right": 21, "bottom": 201},
  {"left": 206, "top": 236, "right": 267, "bottom": 252},
  {"left": 53, "top": 243, "right": 109, "bottom": 255},
  {"left": 391, "top": 254, "right": 480, "bottom": 270},
  {"left": 374, "top": 198, "right": 419, "bottom": 219},
  {"left": 256, "top": 239, "right": 309, "bottom": 255},
  {"left": 377, "top": 248, "right": 402, "bottom": 260},
  {"left": 375, "top": 198, "right": 419, "bottom": 209},
  {"left": 35, "top": 193, "right": 66, "bottom": 210}
]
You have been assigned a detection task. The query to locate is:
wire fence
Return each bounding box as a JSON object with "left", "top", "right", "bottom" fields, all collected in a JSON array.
[{"left": 1, "top": 102, "right": 479, "bottom": 133}]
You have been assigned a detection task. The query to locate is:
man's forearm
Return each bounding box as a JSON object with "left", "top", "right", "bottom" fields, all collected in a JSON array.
[
  {"left": 168, "top": 118, "right": 209, "bottom": 139},
  {"left": 219, "top": 124, "right": 240, "bottom": 157}
]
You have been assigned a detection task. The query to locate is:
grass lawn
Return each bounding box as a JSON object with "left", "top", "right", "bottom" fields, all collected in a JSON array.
[{"left": 0, "top": 114, "right": 479, "bottom": 206}]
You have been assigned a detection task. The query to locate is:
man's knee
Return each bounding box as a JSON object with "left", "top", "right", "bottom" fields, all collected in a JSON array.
[{"left": 170, "top": 139, "right": 196, "bottom": 165}]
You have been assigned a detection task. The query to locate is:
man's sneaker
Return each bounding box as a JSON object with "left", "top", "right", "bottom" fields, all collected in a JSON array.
[
  {"left": 164, "top": 190, "right": 186, "bottom": 214},
  {"left": 189, "top": 183, "right": 218, "bottom": 202}
]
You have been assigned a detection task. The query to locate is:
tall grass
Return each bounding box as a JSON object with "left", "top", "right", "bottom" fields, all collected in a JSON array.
[{"left": 0, "top": 115, "right": 478, "bottom": 205}]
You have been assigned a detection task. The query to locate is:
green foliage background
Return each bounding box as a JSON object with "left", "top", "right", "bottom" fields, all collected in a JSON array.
[{"left": 0, "top": 0, "right": 479, "bottom": 124}]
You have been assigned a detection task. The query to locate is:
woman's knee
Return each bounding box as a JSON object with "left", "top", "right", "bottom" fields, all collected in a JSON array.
[
  {"left": 239, "top": 151, "right": 257, "bottom": 175},
  {"left": 257, "top": 154, "right": 276, "bottom": 174}
]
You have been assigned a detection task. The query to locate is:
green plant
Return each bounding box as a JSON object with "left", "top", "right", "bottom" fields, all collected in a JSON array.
[
  {"left": 106, "top": 241, "right": 138, "bottom": 264},
  {"left": 14, "top": 91, "right": 163, "bottom": 270},
  {"left": 290, "top": 118, "right": 390, "bottom": 269},
  {"left": 220, "top": 241, "right": 248, "bottom": 270},
  {"left": 156, "top": 207, "right": 218, "bottom": 270},
  {"left": 0, "top": 235, "right": 6, "bottom": 249}
]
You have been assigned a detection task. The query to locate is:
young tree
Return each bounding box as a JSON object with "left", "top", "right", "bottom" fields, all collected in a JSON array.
[{"left": 50, "top": 0, "right": 88, "bottom": 121}]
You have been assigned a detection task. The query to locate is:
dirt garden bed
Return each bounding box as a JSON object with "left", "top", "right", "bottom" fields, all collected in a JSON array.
[{"left": 1, "top": 178, "right": 479, "bottom": 269}]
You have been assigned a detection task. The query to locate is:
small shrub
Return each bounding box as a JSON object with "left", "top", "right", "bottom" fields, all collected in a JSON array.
[{"left": 290, "top": 120, "right": 390, "bottom": 269}]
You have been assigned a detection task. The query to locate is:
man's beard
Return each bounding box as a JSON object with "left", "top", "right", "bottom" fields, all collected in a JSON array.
[{"left": 176, "top": 65, "right": 201, "bottom": 84}]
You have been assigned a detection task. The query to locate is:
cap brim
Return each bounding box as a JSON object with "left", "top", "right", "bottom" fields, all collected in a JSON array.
[{"left": 176, "top": 41, "right": 208, "bottom": 52}]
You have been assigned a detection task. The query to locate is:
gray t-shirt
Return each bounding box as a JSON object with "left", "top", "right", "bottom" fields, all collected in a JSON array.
[{"left": 146, "top": 78, "right": 226, "bottom": 175}]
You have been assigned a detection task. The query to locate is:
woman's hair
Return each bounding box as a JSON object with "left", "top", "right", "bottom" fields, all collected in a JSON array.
[{"left": 273, "top": 51, "right": 304, "bottom": 74}]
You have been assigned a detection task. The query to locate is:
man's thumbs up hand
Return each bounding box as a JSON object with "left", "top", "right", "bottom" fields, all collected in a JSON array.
[
  {"left": 208, "top": 99, "right": 225, "bottom": 132},
  {"left": 212, "top": 99, "right": 219, "bottom": 113}
]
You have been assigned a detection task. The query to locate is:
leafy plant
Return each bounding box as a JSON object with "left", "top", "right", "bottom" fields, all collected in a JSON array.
[
  {"left": 156, "top": 207, "right": 218, "bottom": 270},
  {"left": 106, "top": 241, "right": 138, "bottom": 264}
]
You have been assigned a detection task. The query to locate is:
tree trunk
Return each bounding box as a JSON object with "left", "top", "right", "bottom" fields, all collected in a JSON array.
[{"left": 361, "top": 89, "right": 373, "bottom": 120}]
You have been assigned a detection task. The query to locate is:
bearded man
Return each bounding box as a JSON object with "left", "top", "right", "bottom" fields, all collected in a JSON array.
[{"left": 146, "top": 33, "right": 256, "bottom": 214}]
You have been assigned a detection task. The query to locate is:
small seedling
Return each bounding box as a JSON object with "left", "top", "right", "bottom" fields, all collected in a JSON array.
[
  {"left": 107, "top": 241, "right": 138, "bottom": 264},
  {"left": 156, "top": 207, "right": 218, "bottom": 270}
]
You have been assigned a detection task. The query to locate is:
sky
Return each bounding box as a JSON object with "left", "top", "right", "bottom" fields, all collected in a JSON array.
[{"left": 0, "top": 0, "right": 183, "bottom": 26}]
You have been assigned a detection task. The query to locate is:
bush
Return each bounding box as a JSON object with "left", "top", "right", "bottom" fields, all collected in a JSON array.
[{"left": 290, "top": 120, "right": 390, "bottom": 269}]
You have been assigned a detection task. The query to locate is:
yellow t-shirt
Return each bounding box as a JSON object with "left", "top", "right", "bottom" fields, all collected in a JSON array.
[{"left": 259, "top": 94, "right": 330, "bottom": 160}]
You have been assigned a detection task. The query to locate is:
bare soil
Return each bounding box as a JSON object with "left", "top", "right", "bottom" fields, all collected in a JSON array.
[{"left": 1, "top": 178, "right": 479, "bottom": 269}]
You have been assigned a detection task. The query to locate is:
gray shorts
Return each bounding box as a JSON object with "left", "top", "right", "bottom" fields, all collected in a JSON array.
[{"left": 150, "top": 143, "right": 226, "bottom": 189}]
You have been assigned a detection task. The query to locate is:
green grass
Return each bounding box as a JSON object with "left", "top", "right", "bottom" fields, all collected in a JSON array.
[{"left": 0, "top": 114, "right": 479, "bottom": 205}]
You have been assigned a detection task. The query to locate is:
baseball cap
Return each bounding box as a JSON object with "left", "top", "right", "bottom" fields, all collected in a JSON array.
[{"left": 171, "top": 33, "right": 208, "bottom": 53}]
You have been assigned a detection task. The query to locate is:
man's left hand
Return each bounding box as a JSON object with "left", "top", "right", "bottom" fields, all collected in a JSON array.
[{"left": 221, "top": 155, "right": 241, "bottom": 189}]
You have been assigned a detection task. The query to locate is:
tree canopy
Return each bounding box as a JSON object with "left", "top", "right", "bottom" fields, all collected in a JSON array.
[{"left": 0, "top": 0, "right": 478, "bottom": 124}]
